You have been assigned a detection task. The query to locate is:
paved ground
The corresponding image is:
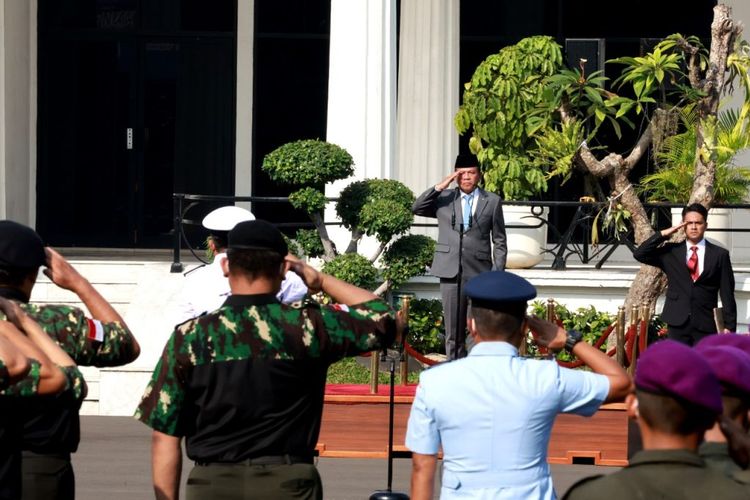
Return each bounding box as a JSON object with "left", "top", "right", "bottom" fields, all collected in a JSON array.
[{"left": 73, "top": 416, "right": 618, "bottom": 499}]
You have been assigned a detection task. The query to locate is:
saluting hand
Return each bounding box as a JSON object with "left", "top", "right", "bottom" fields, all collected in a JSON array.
[
  {"left": 526, "top": 316, "right": 567, "bottom": 352},
  {"left": 43, "top": 247, "right": 88, "bottom": 292},
  {"left": 435, "top": 171, "right": 460, "bottom": 192},
  {"left": 285, "top": 255, "right": 324, "bottom": 294},
  {"left": 660, "top": 221, "right": 687, "bottom": 238}
]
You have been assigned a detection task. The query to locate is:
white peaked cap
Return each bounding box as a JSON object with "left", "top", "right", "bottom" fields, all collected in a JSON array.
[{"left": 202, "top": 206, "right": 256, "bottom": 231}]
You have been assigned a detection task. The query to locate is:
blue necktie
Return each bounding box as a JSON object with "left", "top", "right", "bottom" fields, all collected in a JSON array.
[{"left": 462, "top": 194, "right": 473, "bottom": 231}]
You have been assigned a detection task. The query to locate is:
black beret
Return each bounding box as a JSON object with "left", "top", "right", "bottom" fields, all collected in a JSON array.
[
  {"left": 228, "top": 219, "right": 288, "bottom": 255},
  {"left": 0, "top": 220, "right": 46, "bottom": 269},
  {"left": 465, "top": 271, "right": 537, "bottom": 311},
  {"left": 455, "top": 154, "right": 479, "bottom": 169}
]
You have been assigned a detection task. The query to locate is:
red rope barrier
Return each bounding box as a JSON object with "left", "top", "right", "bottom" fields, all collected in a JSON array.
[{"left": 404, "top": 341, "right": 440, "bottom": 366}]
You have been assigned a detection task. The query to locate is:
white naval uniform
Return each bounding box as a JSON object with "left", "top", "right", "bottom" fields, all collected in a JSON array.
[
  {"left": 405, "top": 341, "right": 610, "bottom": 499},
  {"left": 175, "top": 252, "right": 309, "bottom": 321}
]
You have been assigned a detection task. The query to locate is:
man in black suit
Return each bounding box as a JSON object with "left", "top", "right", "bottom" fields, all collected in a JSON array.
[
  {"left": 412, "top": 154, "right": 507, "bottom": 359},
  {"left": 633, "top": 203, "right": 736, "bottom": 345}
]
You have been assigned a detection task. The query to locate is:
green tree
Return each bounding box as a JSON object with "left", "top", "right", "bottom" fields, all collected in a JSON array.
[
  {"left": 262, "top": 140, "right": 435, "bottom": 296},
  {"left": 459, "top": 4, "right": 750, "bottom": 318}
]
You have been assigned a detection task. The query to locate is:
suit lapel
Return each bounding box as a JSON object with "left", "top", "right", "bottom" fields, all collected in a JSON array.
[
  {"left": 670, "top": 243, "right": 692, "bottom": 280},
  {"left": 472, "top": 189, "right": 489, "bottom": 226},
  {"left": 700, "top": 241, "right": 716, "bottom": 281}
]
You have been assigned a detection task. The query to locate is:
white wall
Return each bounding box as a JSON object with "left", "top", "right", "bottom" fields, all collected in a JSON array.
[
  {"left": 234, "top": 0, "right": 253, "bottom": 206},
  {"left": 0, "top": 0, "right": 36, "bottom": 225},
  {"left": 325, "top": 0, "right": 398, "bottom": 256}
]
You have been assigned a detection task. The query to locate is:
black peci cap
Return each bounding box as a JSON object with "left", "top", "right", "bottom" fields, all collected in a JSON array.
[
  {"left": 0, "top": 220, "right": 46, "bottom": 269},
  {"left": 454, "top": 154, "right": 479, "bottom": 170},
  {"left": 228, "top": 219, "right": 288, "bottom": 255}
]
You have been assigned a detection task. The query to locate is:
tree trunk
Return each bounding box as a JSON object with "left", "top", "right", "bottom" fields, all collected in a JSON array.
[
  {"left": 311, "top": 211, "right": 337, "bottom": 261},
  {"left": 575, "top": 4, "right": 742, "bottom": 333}
]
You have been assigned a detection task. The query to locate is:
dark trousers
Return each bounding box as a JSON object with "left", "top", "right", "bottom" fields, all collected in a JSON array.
[
  {"left": 187, "top": 463, "right": 322, "bottom": 500},
  {"left": 667, "top": 318, "right": 714, "bottom": 347},
  {"left": 21, "top": 452, "right": 74, "bottom": 500},
  {"left": 440, "top": 277, "right": 470, "bottom": 360}
]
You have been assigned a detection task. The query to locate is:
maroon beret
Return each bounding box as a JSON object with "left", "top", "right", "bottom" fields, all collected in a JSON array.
[
  {"left": 695, "top": 333, "right": 750, "bottom": 358},
  {"left": 695, "top": 345, "right": 750, "bottom": 396},
  {"left": 636, "top": 340, "right": 722, "bottom": 414}
]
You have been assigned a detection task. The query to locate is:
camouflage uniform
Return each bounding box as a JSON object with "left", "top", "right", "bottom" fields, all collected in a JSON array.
[
  {"left": 137, "top": 294, "right": 396, "bottom": 500},
  {"left": 0, "top": 357, "right": 85, "bottom": 500},
  {"left": 0, "top": 296, "right": 137, "bottom": 500},
  {"left": 0, "top": 359, "right": 41, "bottom": 500}
]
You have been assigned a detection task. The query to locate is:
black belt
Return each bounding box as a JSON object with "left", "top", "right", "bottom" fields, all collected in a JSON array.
[{"left": 195, "top": 454, "right": 314, "bottom": 467}]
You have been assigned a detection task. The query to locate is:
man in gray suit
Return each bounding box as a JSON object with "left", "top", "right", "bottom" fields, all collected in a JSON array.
[{"left": 412, "top": 154, "right": 507, "bottom": 359}]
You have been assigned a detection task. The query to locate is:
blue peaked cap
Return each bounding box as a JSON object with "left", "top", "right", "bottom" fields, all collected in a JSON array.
[{"left": 465, "top": 271, "right": 537, "bottom": 306}]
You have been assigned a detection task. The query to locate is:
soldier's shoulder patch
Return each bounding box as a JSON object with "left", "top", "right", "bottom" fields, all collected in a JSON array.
[{"left": 330, "top": 303, "right": 350, "bottom": 313}]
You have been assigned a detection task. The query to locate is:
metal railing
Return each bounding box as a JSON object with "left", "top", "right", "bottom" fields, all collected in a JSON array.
[{"left": 170, "top": 193, "right": 750, "bottom": 273}]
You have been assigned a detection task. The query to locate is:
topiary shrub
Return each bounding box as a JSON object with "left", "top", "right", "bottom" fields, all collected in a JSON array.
[
  {"left": 406, "top": 298, "right": 445, "bottom": 354},
  {"left": 381, "top": 235, "right": 435, "bottom": 290},
  {"left": 293, "top": 229, "right": 325, "bottom": 259},
  {"left": 262, "top": 139, "right": 354, "bottom": 186},
  {"left": 322, "top": 253, "right": 380, "bottom": 291}
]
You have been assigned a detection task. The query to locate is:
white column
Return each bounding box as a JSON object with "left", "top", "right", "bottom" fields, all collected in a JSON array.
[
  {"left": 395, "top": 0, "right": 460, "bottom": 237},
  {"left": 234, "top": 0, "right": 253, "bottom": 210},
  {"left": 395, "top": 0, "right": 460, "bottom": 193},
  {"left": 726, "top": 0, "right": 750, "bottom": 168},
  {"left": 0, "top": 0, "right": 36, "bottom": 225},
  {"left": 325, "top": 0, "right": 397, "bottom": 256}
]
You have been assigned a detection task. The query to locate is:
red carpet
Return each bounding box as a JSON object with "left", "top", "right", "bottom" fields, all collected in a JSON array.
[{"left": 325, "top": 383, "right": 417, "bottom": 397}]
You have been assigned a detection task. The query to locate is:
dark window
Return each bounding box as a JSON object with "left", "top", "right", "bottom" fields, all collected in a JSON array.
[{"left": 251, "top": 0, "right": 331, "bottom": 229}]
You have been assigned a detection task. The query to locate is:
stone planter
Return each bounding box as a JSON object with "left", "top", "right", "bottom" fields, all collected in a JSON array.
[{"left": 504, "top": 205, "right": 549, "bottom": 269}]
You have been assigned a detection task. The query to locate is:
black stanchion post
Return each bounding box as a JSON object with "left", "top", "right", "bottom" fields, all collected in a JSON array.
[
  {"left": 369, "top": 299, "right": 410, "bottom": 500},
  {"left": 170, "top": 194, "right": 184, "bottom": 273}
]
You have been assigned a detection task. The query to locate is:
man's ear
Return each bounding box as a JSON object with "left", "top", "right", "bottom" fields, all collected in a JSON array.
[
  {"left": 626, "top": 393, "right": 639, "bottom": 421},
  {"left": 220, "top": 256, "right": 229, "bottom": 277},
  {"left": 468, "top": 317, "right": 477, "bottom": 338}
]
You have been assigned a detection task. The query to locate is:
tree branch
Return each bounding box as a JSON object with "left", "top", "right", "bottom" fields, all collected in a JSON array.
[
  {"left": 575, "top": 146, "right": 621, "bottom": 178},
  {"left": 311, "top": 212, "right": 337, "bottom": 261},
  {"left": 344, "top": 228, "right": 363, "bottom": 254},
  {"left": 369, "top": 241, "right": 388, "bottom": 264},
  {"left": 675, "top": 36, "right": 702, "bottom": 89},
  {"left": 372, "top": 280, "right": 389, "bottom": 297},
  {"left": 622, "top": 122, "right": 654, "bottom": 173}
]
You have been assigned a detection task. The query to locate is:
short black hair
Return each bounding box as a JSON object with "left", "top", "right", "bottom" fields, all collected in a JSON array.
[
  {"left": 226, "top": 248, "right": 284, "bottom": 281},
  {"left": 470, "top": 304, "right": 525, "bottom": 340},
  {"left": 209, "top": 233, "right": 228, "bottom": 251},
  {"left": 637, "top": 390, "right": 716, "bottom": 436},
  {"left": 682, "top": 203, "right": 708, "bottom": 221}
]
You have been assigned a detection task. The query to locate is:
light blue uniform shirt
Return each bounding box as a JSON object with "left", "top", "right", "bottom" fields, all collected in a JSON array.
[{"left": 405, "top": 341, "right": 610, "bottom": 499}]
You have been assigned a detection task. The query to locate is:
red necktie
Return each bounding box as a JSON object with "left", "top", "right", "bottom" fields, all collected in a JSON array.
[{"left": 688, "top": 246, "right": 699, "bottom": 281}]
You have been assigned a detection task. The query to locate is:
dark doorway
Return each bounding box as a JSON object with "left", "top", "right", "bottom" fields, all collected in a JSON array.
[{"left": 37, "top": 1, "right": 237, "bottom": 247}]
